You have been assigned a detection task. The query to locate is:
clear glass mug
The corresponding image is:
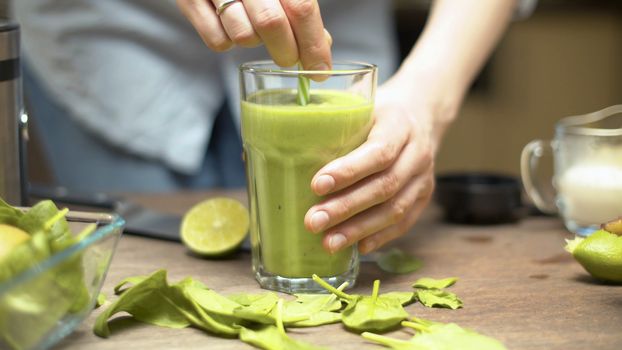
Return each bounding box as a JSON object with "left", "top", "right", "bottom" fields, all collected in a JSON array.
[
  {"left": 521, "top": 105, "right": 622, "bottom": 236},
  {"left": 239, "top": 61, "right": 377, "bottom": 293}
]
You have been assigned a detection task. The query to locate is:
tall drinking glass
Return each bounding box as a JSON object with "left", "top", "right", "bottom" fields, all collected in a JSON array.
[{"left": 240, "top": 61, "right": 377, "bottom": 293}]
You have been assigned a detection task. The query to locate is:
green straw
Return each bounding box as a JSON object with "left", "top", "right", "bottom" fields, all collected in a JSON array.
[{"left": 296, "top": 63, "right": 310, "bottom": 106}]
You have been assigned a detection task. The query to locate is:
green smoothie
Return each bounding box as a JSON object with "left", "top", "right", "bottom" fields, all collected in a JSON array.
[{"left": 241, "top": 89, "right": 373, "bottom": 278}]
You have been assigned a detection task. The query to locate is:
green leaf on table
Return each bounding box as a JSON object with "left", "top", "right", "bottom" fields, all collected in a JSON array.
[
  {"left": 288, "top": 310, "right": 342, "bottom": 328},
  {"left": 94, "top": 270, "right": 238, "bottom": 338},
  {"left": 362, "top": 317, "right": 507, "bottom": 350},
  {"left": 229, "top": 289, "right": 343, "bottom": 327},
  {"left": 415, "top": 289, "right": 463, "bottom": 310},
  {"left": 96, "top": 293, "right": 107, "bottom": 308},
  {"left": 240, "top": 325, "right": 329, "bottom": 350},
  {"left": 411, "top": 276, "right": 462, "bottom": 309},
  {"left": 412, "top": 277, "right": 458, "bottom": 290},
  {"left": 376, "top": 249, "right": 423, "bottom": 274},
  {"left": 380, "top": 291, "right": 416, "bottom": 306},
  {"left": 239, "top": 299, "right": 329, "bottom": 350},
  {"left": 312, "top": 275, "right": 409, "bottom": 333},
  {"left": 114, "top": 275, "right": 149, "bottom": 295},
  {"left": 94, "top": 270, "right": 191, "bottom": 337},
  {"left": 232, "top": 292, "right": 279, "bottom": 324},
  {"left": 340, "top": 285, "right": 409, "bottom": 333},
  {"left": 292, "top": 292, "right": 343, "bottom": 312},
  {"left": 185, "top": 284, "right": 243, "bottom": 317},
  {"left": 283, "top": 306, "right": 339, "bottom": 328},
  {"left": 231, "top": 292, "right": 310, "bottom": 325},
  {"left": 287, "top": 282, "right": 348, "bottom": 327},
  {"left": 176, "top": 278, "right": 240, "bottom": 336},
  {"left": 227, "top": 292, "right": 266, "bottom": 306}
]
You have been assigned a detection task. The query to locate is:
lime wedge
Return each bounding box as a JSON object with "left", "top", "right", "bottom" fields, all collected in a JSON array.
[{"left": 181, "top": 198, "right": 249, "bottom": 257}]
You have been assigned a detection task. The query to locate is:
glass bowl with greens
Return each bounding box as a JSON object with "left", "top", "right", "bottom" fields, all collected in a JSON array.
[{"left": 0, "top": 199, "right": 124, "bottom": 350}]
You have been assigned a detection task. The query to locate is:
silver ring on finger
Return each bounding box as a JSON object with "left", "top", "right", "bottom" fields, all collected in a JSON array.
[{"left": 216, "top": 0, "right": 241, "bottom": 16}]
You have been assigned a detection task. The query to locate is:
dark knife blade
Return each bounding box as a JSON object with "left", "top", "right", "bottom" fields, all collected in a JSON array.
[
  {"left": 114, "top": 200, "right": 181, "bottom": 241},
  {"left": 29, "top": 185, "right": 182, "bottom": 241}
]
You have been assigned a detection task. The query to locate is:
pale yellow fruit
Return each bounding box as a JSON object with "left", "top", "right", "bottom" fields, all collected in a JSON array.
[
  {"left": 0, "top": 224, "right": 30, "bottom": 260},
  {"left": 181, "top": 198, "right": 249, "bottom": 257}
]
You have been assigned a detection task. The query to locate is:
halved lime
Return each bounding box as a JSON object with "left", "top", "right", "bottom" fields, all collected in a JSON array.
[
  {"left": 0, "top": 224, "right": 30, "bottom": 260},
  {"left": 565, "top": 229, "right": 622, "bottom": 283},
  {"left": 180, "top": 198, "right": 249, "bottom": 257}
]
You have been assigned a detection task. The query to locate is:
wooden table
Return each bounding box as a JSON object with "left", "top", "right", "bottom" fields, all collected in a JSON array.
[{"left": 57, "top": 191, "right": 622, "bottom": 350}]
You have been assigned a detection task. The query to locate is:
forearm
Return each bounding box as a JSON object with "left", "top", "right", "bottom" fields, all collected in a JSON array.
[{"left": 390, "top": 0, "right": 517, "bottom": 144}]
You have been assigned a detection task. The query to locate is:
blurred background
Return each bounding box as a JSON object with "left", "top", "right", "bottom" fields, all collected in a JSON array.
[
  {"left": 394, "top": 0, "right": 622, "bottom": 176},
  {"left": 1, "top": 0, "right": 621, "bottom": 191}
]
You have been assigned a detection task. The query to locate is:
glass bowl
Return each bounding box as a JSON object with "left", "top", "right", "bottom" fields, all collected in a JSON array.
[{"left": 0, "top": 210, "right": 124, "bottom": 350}]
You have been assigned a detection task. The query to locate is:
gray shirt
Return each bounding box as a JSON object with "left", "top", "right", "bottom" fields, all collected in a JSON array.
[{"left": 14, "top": 0, "right": 398, "bottom": 174}]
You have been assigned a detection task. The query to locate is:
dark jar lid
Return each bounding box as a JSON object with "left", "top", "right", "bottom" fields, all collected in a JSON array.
[{"left": 435, "top": 172, "right": 526, "bottom": 225}]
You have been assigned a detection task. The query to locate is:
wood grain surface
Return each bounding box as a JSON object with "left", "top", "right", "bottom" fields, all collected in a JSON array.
[{"left": 56, "top": 191, "right": 622, "bottom": 350}]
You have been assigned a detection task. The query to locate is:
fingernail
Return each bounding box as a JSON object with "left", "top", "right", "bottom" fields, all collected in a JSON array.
[
  {"left": 309, "top": 62, "right": 329, "bottom": 71},
  {"left": 313, "top": 175, "right": 335, "bottom": 195},
  {"left": 310, "top": 211, "right": 329, "bottom": 232},
  {"left": 329, "top": 233, "right": 347, "bottom": 253}
]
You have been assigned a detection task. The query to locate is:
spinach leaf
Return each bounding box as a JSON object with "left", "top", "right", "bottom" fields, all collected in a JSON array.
[
  {"left": 96, "top": 293, "right": 107, "bottom": 308},
  {"left": 361, "top": 333, "right": 416, "bottom": 350},
  {"left": 287, "top": 282, "right": 348, "bottom": 327},
  {"left": 376, "top": 249, "right": 423, "bottom": 275},
  {"left": 94, "top": 270, "right": 238, "bottom": 338},
  {"left": 415, "top": 289, "right": 463, "bottom": 310},
  {"left": 292, "top": 291, "right": 343, "bottom": 312},
  {"left": 94, "top": 270, "right": 192, "bottom": 337},
  {"left": 113, "top": 275, "right": 149, "bottom": 295},
  {"left": 185, "top": 284, "right": 243, "bottom": 317},
  {"left": 363, "top": 317, "right": 507, "bottom": 350},
  {"left": 380, "top": 292, "right": 416, "bottom": 306},
  {"left": 239, "top": 299, "right": 329, "bottom": 350},
  {"left": 227, "top": 292, "right": 266, "bottom": 306},
  {"left": 232, "top": 292, "right": 311, "bottom": 325},
  {"left": 411, "top": 276, "right": 462, "bottom": 309},
  {"left": 232, "top": 292, "right": 280, "bottom": 324},
  {"left": 312, "top": 275, "right": 409, "bottom": 333},
  {"left": 176, "top": 279, "right": 239, "bottom": 337},
  {"left": 412, "top": 277, "right": 457, "bottom": 290},
  {"left": 288, "top": 311, "right": 342, "bottom": 328}
]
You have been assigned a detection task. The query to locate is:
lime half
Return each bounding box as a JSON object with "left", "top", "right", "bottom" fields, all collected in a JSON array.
[
  {"left": 565, "top": 229, "right": 622, "bottom": 283},
  {"left": 0, "top": 224, "right": 30, "bottom": 261},
  {"left": 181, "top": 198, "right": 249, "bottom": 257}
]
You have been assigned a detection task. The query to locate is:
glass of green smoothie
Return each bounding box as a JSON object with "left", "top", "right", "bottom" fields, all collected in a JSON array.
[{"left": 240, "top": 61, "right": 377, "bottom": 293}]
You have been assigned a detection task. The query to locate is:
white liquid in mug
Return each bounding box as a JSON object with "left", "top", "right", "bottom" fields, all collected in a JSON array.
[{"left": 557, "top": 163, "right": 622, "bottom": 226}]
